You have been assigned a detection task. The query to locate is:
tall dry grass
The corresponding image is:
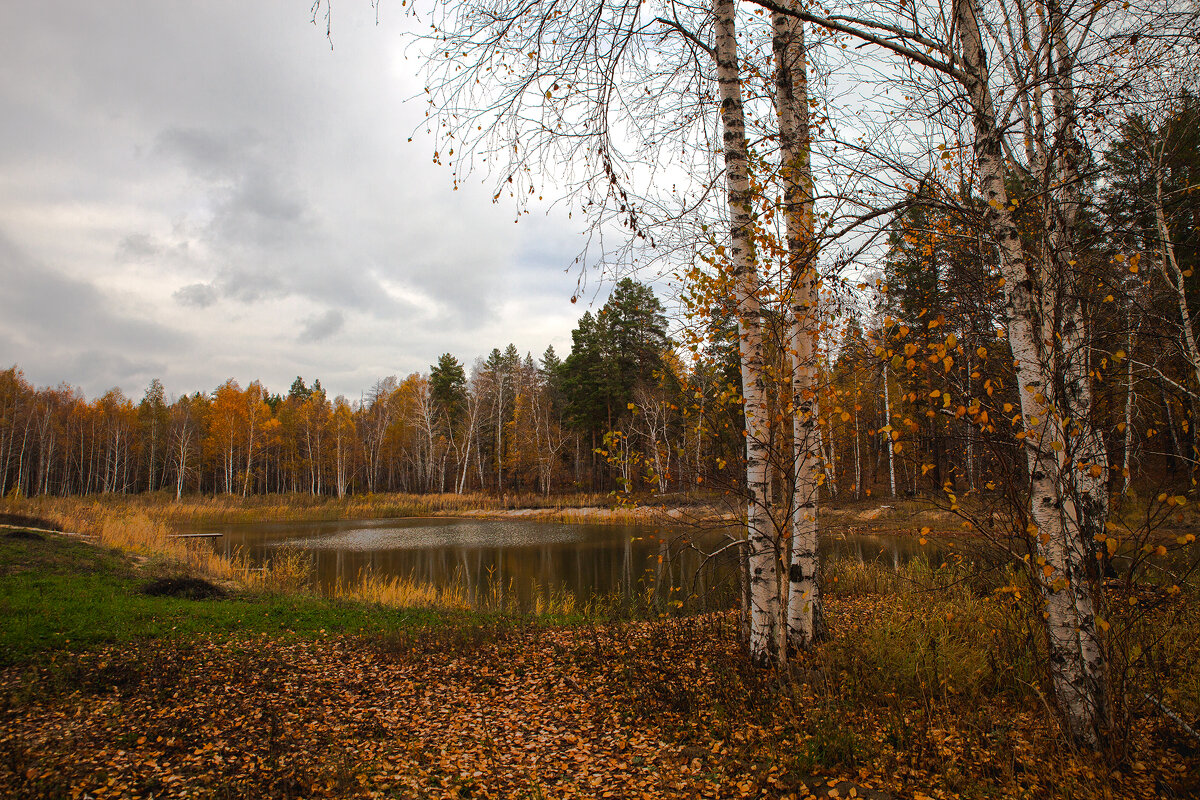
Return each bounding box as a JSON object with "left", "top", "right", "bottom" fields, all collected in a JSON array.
[
  {"left": 3, "top": 490, "right": 725, "bottom": 528},
  {"left": 341, "top": 569, "right": 472, "bottom": 611},
  {"left": 337, "top": 567, "right": 592, "bottom": 616},
  {"left": 18, "top": 491, "right": 621, "bottom": 524},
  {"left": 24, "top": 501, "right": 240, "bottom": 581}
]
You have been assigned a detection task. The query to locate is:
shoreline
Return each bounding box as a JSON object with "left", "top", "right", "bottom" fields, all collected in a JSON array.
[{"left": 434, "top": 503, "right": 738, "bottom": 526}]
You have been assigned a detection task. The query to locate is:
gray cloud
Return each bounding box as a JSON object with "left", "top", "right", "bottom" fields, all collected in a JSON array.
[
  {"left": 150, "top": 125, "right": 406, "bottom": 317},
  {"left": 0, "top": 230, "right": 187, "bottom": 391},
  {"left": 299, "top": 309, "right": 345, "bottom": 342},
  {"left": 115, "top": 233, "right": 161, "bottom": 261},
  {"left": 0, "top": 233, "right": 182, "bottom": 348},
  {"left": 0, "top": 1, "right": 587, "bottom": 399},
  {"left": 173, "top": 282, "right": 219, "bottom": 308},
  {"left": 153, "top": 127, "right": 262, "bottom": 179},
  {"left": 154, "top": 126, "right": 312, "bottom": 251}
]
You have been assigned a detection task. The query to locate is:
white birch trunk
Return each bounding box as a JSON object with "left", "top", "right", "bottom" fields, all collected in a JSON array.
[
  {"left": 715, "top": 0, "right": 779, "bottom": 663},
  {"left": 1122, "top": 315, "right": 1136, "bottom": 494},
  {"left": 773, "top": 4, "right": 821, "bottom": 650},
  {"left": 174, "top": 428, "right": 190, "bottom": 501},
  {"left": 884, "top": 365, "right": 896, "bottom": 497},
  {"left": 853, "top": 381, "right": 861, "bottom": 499},
  {"left": 965, "top": 359, "right": 975, "bottom": 490},
  {"left": 955, "top": 0, "right": 1109, "bottom": 746},
  {"left": 1046, "top": 0, "right": 1111, "bottom": 736}
]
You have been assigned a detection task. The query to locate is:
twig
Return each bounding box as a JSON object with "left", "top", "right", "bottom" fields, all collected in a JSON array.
[{"left": 1144, "top": 692, "right": 1200, "bottom": 744}]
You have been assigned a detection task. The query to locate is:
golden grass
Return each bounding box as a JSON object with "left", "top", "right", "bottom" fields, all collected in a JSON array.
[
  {"left": 340, "top": 569, "right": 472, "bottom": 611},
  {"left": 337, "top": 568, "right": 587, "bottom": 616},
  {"left": 33, "top": 502, "right": 241, "bottom": 582},
  {"left": 3, "top": 490, "right": 727, "bottom": 527}
]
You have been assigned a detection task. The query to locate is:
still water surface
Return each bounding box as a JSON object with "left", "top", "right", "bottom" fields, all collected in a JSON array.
[{"left": 201, "top": 517, "right": 942, "bottom": 608}]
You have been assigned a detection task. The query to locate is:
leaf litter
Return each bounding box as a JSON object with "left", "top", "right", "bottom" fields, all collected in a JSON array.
[{"left": 0, "top": 602, "right": 1195, "bottom": 799}]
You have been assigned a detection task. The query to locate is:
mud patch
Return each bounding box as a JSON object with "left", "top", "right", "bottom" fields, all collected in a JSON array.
[{"left": 140, "top": 576, "right": 227, "bottom": 600}]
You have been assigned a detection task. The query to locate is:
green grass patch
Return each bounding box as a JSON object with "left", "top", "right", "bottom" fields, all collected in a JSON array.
[{"left": 0, "top": 531, "right": 481, "bottom": 667}]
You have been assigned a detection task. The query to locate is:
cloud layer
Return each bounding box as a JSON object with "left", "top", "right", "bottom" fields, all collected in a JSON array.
[{"left": 0, "top": 1, "right": 586, "bottom": 400}]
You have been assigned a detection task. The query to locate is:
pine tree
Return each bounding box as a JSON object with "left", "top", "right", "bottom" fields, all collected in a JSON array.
[{"left": 430, "top": 353, "right": 468, "bottom": 423}]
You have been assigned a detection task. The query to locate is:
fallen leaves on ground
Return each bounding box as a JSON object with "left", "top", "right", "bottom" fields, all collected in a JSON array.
[{"left": 0, "top": 605, "right": 1195, "bottom": 799}]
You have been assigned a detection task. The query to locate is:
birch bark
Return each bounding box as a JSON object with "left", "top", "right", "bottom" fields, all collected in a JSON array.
[
  {"left": 1122, "top": 312, "right": 1136, "bottom": 494},
  {"left": 955, "top": 0, "right": 1110, "bottom": 746},
  {"left": 884, "top": 365, "right": 896, "bottom": 496},
  {"left": 715, "top": 0, "right": 779, "bottom": 663},
  {"left": 772, "top": 4, "right": 821, "bottom": 649},
  {"left": 1046, "top": 0, "right": 1111, "bottom": 735}
]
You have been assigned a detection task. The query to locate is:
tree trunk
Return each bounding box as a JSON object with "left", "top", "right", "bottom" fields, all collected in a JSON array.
[
  {"left": 774, "top": 4, "right": 821, "bottom": 650},
  {"left": 715, "top": 0, "right": 779, "bottom": 664},
  {"left": 955, "top": 0, "right": 1110, "bottom": 747},
  {"left": 884, "top": 365, "right": 896, "bottom": 496},
  {"left": 1122, "top": 316, "right": 1136, "bottom": 494}
]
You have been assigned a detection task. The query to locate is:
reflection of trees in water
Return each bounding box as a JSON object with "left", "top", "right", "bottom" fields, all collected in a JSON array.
[
  {"left": 310, "top": 532, "right": 740, "bottom": 611},
  {"left": 213, "top": 522, "right": 943, "bottom": 612}
]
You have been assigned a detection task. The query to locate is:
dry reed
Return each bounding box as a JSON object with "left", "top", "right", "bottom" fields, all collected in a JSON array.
[{"left": 340, "top": 569, "right": 472, "bottom": 611}]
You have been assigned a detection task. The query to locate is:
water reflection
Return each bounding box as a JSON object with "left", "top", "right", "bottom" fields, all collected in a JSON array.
[{"left": 199, "top": 518, "right": 944, "bottom": 610}]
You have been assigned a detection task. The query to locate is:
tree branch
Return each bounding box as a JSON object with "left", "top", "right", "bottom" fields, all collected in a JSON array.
[
  {"left": 743, "top": 0, "right": 965, "bottom": 81},
  {"left": 655, "top": 16, "right": 715, "bottom": 59}
]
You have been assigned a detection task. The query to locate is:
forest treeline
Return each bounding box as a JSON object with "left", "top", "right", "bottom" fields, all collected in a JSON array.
[
  {"left": 3, "top": 80, "right": 1199, "bottom": 511},
  {"left": 0, "top": 279, "right": 738, "bottom": 499}
]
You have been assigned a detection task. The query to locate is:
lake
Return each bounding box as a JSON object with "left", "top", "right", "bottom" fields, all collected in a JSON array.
[{"left": 199, "top": 517, "right": 944, "bottom": 610}]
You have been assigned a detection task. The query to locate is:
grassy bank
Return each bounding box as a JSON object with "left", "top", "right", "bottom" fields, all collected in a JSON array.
[{"left": 0, "top": 528, "right": 486, "bottom": 667}]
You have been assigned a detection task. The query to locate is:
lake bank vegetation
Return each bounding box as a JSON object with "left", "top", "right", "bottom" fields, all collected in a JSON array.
[
  {"left": 0, "top": 490, "right": 678, "bottom": 527},
  {"left": 1, "top": 528, "right": 1197, "bottom": 798}
]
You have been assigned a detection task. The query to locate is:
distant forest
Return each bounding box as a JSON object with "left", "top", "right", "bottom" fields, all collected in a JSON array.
[
  {"left": 1, "top": 279, "right": 742, "bottom": 498},
  {"left": 3, "top": 141, "right": 1200, "bottom": 507}
]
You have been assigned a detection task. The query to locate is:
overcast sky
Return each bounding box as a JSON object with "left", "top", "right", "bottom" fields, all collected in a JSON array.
[{"left": 0, "top": 1, "right": 606, "bottom": 402}]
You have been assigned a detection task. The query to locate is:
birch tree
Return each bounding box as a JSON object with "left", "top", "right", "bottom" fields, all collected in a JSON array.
[
  {"left": 400, "top": 0, "right": 835, "bottom": 662},
  {"left": 743, "top": 0, "right": 1197, "bottom": 747},
  {"left": 168, "top": 395, "right": 198, "bottom": 501},
  {"left": 772, "top": 3, "right": 822, "bottom": 649},
  {"left": 713, "top": 0, "right": 787, "bottom": 662}
]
